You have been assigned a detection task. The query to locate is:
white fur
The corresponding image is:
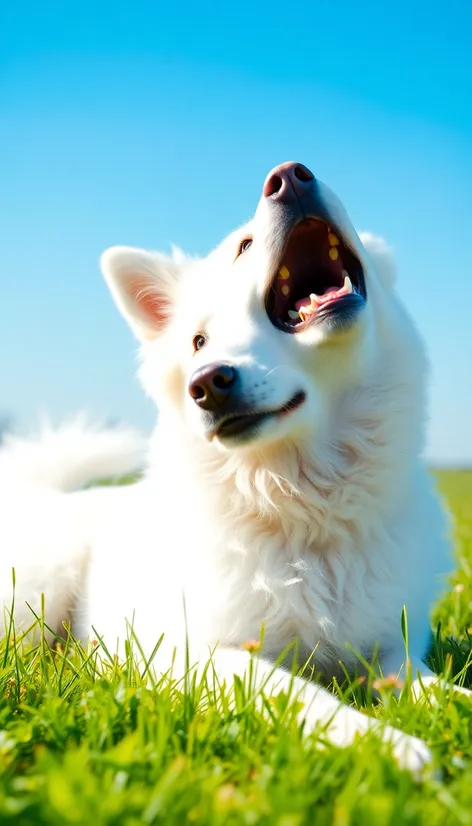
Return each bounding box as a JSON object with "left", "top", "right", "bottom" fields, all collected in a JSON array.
[
  {"left": 0, "top": 172, "right": 466, "bottom": 776},
  {"left": 0, "top": 417, "right": 146, "bottom": 492}
]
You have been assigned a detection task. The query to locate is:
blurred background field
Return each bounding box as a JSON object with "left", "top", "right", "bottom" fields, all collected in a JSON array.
[{"left": 433, "top": 470, "right": 472, "bottom": 640}]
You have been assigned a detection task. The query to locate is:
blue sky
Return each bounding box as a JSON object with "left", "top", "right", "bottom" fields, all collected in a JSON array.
[{"left": 1, "top": 0, "right": 471, "bottom": 463}]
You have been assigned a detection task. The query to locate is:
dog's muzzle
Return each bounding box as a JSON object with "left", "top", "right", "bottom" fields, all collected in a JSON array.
[
  {"left": 261, "top": 162, "right": 367, "bottom": 335},
  {"left": 188, "top": 362, "right": 306, "bottom": 444}
]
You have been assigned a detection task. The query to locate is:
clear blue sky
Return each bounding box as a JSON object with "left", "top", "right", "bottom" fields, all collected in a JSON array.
[{"left": 1, "top": 0, "right": 471, "bottom": 463}]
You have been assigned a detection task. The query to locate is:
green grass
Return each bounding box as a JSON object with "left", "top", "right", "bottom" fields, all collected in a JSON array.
[{"left": 1, "top": 473, "right": 472, "bottom": 825}]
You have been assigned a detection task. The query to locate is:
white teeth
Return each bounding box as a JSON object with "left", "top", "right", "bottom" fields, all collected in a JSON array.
[
  {"left": 343, "top": 274, "right": 353, "bottom": 294},
  {"left": 288, "top": 309, "right": 300, "bottom": 320}
]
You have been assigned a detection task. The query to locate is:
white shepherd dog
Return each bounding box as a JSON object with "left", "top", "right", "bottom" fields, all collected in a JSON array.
[{"left": 0, "top": 161, "right": 467, "bottom": 774}]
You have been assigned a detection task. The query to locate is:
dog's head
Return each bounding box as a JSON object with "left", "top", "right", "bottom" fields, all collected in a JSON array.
[{"left": 101, "top": 161, "right": 419, "bottom": 454}]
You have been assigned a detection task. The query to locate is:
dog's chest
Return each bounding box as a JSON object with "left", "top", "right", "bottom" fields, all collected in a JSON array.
[{"left": 196, "top": 536, "right": 398, "bottom": 674}]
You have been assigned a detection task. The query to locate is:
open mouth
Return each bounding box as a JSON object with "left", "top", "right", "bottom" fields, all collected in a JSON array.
[
  {"left": 265, "top": 219, "right": 366, "bottom": 332},
  {"left": 214, "top": 391, "right": 306, "bottom": 441}
]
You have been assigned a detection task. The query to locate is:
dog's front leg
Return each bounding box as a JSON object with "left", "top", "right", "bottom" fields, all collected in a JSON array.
[{"left": 206, "top": 648, "right": 432, "bottom": 775}]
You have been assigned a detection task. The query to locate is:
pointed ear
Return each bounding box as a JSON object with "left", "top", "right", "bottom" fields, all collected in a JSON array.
[
  {"left": 100, "top": 246, "right": 182, "bottom": 340},
  {"left": 359, "top": 232, "right": 397, "bottom": 288}
]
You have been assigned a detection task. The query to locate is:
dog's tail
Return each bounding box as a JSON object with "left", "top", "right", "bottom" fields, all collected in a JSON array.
[{"left": 0, "top": 417, "right": 147, "bottom": 493}]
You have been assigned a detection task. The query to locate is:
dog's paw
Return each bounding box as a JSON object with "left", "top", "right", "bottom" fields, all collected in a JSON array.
[
  {"left": 309, "top": 699, "right": 433, "bottom": 778},
  {"left": 384, "top": 727, "right": 433, "bottom": 778}
]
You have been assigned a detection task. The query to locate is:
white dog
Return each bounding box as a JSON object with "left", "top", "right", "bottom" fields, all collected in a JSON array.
[{"left": 0, "top": 161, "right": 466, "bottom": 774}]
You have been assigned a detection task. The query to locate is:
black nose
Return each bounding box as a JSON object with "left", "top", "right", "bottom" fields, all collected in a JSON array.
[{"left": 189, "top": 364, "right": 236, "bottom": 410}]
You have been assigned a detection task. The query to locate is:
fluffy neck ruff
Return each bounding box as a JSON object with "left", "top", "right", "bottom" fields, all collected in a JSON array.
[{"left": 150, "top": 368, "right": 426, "bottom": 560}]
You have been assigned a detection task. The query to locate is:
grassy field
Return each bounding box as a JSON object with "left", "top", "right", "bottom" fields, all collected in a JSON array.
[{"left": 1, "top": 472, "right": 472, "bottom": 825}]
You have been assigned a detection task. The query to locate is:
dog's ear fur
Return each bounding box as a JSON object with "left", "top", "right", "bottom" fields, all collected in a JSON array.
[
  {"left": 359, "top": 233, "right": 397, "bottom": 288},
  {"left": 101, "top": 246, "right": 182, "bottom": 340}
]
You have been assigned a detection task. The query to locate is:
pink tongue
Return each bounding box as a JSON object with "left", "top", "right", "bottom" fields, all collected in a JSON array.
[{"left": 295, "top": 287, "right": 340, "bottom": 312}]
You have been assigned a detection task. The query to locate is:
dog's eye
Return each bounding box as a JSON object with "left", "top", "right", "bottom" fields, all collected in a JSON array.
[
  {"left": 193, "top": 334, "right": 207, "bottom": 352},
  {"left": 238, "top": 238, "right": 253, "bottom": 256}
]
